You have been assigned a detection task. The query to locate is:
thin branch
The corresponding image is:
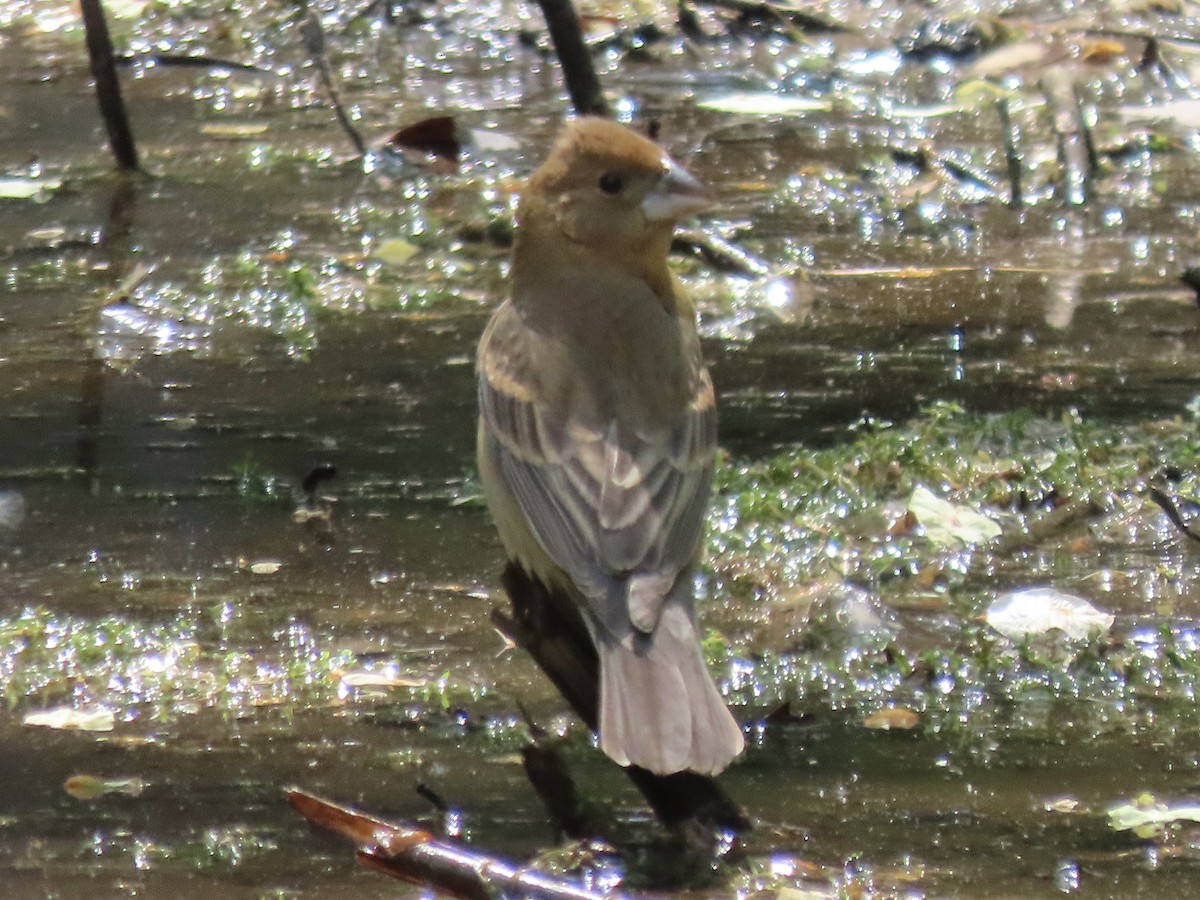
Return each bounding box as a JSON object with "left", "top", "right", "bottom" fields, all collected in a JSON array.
[
  {"left": 287, "top": 787, "right": 622, "bottom": 900},
  {"left": 1148, "top": 486, "right": 1200, "bottom": 544},
  {"left": 533, "top": 0, "right": 610, "bottom": 117},
  {"left": 995, "top": 96, "right": 1023, "bottom": 209},
  {"left": 79, "top": 0, "right": 139, "bottom": 171},
  {"left": 300, "top": 9, "right": 368, "bottom": 157}
]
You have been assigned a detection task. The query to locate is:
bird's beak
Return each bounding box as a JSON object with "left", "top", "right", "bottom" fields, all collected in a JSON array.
[{"left": 641, "top": 158, "right": 714, "bottom": 223}]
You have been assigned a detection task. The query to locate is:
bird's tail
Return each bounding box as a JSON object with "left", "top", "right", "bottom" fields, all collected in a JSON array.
[{"left": 597, "top": 602, "right": 743, "bottom": 776}]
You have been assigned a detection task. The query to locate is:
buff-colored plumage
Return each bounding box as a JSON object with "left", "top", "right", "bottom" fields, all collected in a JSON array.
[{"left": 477, "top": 118, "right": 743, "bottom": 776}]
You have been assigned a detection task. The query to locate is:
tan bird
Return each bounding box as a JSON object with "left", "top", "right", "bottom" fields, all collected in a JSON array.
[{"left": 477, "top": 117, "right": 743, "bottom": 776}]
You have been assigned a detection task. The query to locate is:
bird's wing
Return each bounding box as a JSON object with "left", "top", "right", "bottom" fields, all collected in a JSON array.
[{"left": 478, "top": 305, "right": 716, "bottom": 635}]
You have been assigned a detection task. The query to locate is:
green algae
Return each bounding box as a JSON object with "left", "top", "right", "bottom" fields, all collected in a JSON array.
[{"left": 705, "top": 400, "right": 1200, "bottom": 746}]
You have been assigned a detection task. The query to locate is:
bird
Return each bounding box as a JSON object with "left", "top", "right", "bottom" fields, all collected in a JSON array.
[{"left": 476, "top": 117, "right": 744, "bottom": 776}]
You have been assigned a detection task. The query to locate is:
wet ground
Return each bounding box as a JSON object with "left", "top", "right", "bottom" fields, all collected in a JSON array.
[{"left": 2, "top": 1, "right": 1200, "bottom": 897}]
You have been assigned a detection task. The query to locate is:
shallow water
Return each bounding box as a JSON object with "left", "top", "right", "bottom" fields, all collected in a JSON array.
[{"left": 2, "top": 2, "right": 1200, "bottom": 897}]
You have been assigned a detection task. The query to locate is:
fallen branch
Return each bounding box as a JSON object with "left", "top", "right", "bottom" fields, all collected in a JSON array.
[{"left": 287, "top": 787, "right": 622, "bottom": 899}]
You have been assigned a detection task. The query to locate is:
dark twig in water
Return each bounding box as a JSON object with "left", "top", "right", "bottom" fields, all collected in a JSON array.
[
  {"left": 286, "top": 788, "right": 621, "bottom": 899},
  {"left": 79, "top": 0, "right": 139, "bottom": 171},
  {"left": 116, "top": 52, "right": 270, "bottom": 73},
  {"left": 521, "top": 735, "right": 596, "bottom": 841},
  {"left": 493, "top": 563, "right": 751, "bottom": 835},
  {"left": 674, "top": 228, "right": 771, "bottom": 278},
  {"left": 299, "top": 10, "right": 368, "bottom": 157},
  {"left": 533, "top": 0, "right": 610, "bottom": 117},
  {"left": 1147, "top": 486, "right": 1200, "bottom": 544},
  {"left": 1137, "top": 37, "right": 1191, "bottom": 92},
  {"left": 995, "top": 96, "right": 1023, "bottom": 208},
  {"left": 688, "top": 0, "right": 848, "bottom": 33},
  {"left": 1072, "top": 85, "right": 1099, "bottom": 181}
]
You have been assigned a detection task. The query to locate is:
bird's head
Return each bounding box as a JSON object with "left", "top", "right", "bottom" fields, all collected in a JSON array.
[{"left": 518, "top": 118, "right": 713, "bottom": 269}]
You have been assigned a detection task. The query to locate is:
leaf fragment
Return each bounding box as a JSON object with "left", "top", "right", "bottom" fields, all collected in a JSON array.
[
  {"left": 24, "top": 706, "right": 115, "bottom": 732},
  {"left": 696, "top": 92, "right": 830, "bottom": 116},
  {"left": 0, "top": 176, "right": 62, "bottom": 200},
  {"left": 1108, "top": 793, "right": 1200, "bottom": 838},
  {"left": 985, "top": 587, "right": 1114, "bottom": 639},
  {"left": 64, "top": 774, "right": 146, "bottom": 800},
  {"left": 908, "top": 485, "right": 1002, "bottom": 547},
  {"left": 863, "top": 707, "right": 920, "bottom": 730}
]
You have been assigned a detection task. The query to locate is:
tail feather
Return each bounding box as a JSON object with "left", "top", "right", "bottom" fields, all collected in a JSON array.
[{"left": 597, "top": 604, "right": 743, "bottom": 776}]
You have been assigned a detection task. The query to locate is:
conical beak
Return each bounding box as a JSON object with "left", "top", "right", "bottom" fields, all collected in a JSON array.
[{"left": 641, "top": 158, "right": 714, "bottom": 223}]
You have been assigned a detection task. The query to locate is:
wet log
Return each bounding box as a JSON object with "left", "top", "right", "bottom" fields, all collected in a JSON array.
[{"left": 493, "top": 562, "right": 751, "bottom": 835}]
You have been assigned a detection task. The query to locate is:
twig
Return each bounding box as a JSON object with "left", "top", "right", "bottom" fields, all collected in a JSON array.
[
  {"left": 494, "top": 563, "right": 750, "bottom": 834},
  {"left": 1137, "top": 37, "right": 1191, "bottom": 92},
  {"left": 1148, "top": 486, "right": 1200, "bottom": 544},
  {"left": 116, "top": 52, "right": 270, "bottom": 73},
  {"left": 1072, "top": 84, "right": 1099, "bottom": 180},
  {"left": 995, "top": 96, "right": 1023, "bottom": 208},
  {"left": 1041, "top": 69, "right": 1088, "bottom": 205},
  {"left": 673, "top": 228, "right": 771, "bottom": 277},
  {"left": 299, "top": 10, "right": 368, "bottom": 157},
  {"left": 690, "top": 0, "right": 848, "bottom": 33},
  {"left": 286, "top": 787, "right": 622, "bottom": 899},
  {"left": 79, "top": 0, "right": 139, "bottom": 171},
  {"left": 533, "top": 0, "right": 610, "bottom": 117}
]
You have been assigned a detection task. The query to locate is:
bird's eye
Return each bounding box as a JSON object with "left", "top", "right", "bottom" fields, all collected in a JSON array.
[{"left": 598, "top": 173, "right": 623, "bottom": 195}]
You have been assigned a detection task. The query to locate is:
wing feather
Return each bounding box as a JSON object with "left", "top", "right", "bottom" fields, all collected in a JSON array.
[{"left": 478, "top": 303, "right": 716, "bottom": 633}]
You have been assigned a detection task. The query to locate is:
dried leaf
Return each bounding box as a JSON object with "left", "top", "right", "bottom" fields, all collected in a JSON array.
[
  {"left": 386, "top": 115, "right": 460, "bottom": 171},
  {"left": 64, "top": 774, "right": 146, "bottom": 800},
  {"left": 1045, "top": 797, "right": 1080, "bottom": 813},
  {"left": 24, "top": 706, "right": 115, "bottom": 732},
  {"left": 863, "top": 707, "right": 920, "bottom": 730},
  {"left": 374, "top": 238, "right": 420, "bottom": 266},
  {"left": 985, "top": 587, "right": 1114, "bottom": 639},
  {"left": 908, "top": 485, "right": 1002, "bottom": 547}
]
